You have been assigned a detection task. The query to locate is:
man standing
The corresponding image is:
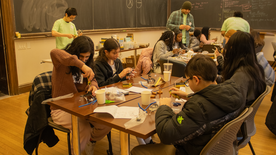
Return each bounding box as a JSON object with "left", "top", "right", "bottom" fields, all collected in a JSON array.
[
  {"left": 166, "top": 1, "right": 195, "bottom": 47},
  {"left": 52, "top": 8, "right": 80, "bottom": 49},
  {"left": 221, "top": 11, "right": 250, "bottom": 36}
]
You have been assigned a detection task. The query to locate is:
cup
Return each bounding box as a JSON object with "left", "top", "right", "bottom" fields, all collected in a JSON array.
[
  {"left": 164, "top": 63, "right": 173, "bottom": 72},
  {"left": 141, "top": 91, "right": 151, "bottom": 105},
  {"left": 95, "top": 89, "right": 106, "bottom": 104},
  {"left": 163, "top": 71, "right": 171, "bottom": 82}
]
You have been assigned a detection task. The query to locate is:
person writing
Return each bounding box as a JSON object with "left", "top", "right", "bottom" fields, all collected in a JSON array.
[
  {"left": 94, "top": 38, "right": 135, "bottom": 87},
  {"left": 131, "top": 54, "right": 244, "bottom": 155},
  {"left": 50, "top": 36, "right": 111, "bottom": 154},
  {"left": 52, "top": 8, "right": 82, "bottom": 49},
  {"left": 166, "top": 1, "right": 195, "bottom": 47}
]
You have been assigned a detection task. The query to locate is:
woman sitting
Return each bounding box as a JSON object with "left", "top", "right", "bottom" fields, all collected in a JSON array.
[
  {"left": 173, "top": 29, "right": 187, "bottom": 52},
  {"left": 200, "top": 27, "right": 217, "bottom": 44},
  {"left": 189, "top": 29, "right": 203, "bottom": 52}
]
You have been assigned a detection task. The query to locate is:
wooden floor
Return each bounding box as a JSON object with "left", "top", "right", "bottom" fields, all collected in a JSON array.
[{"left": 0, "top": 88, "right": 276, "bottom": 155}]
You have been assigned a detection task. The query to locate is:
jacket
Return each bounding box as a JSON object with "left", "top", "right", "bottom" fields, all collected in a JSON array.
[
  {"left": 94, "top": 59, "right": 126, "bottom": 87},
  {"left": 135, "top": 48, "right": 153, "bottom": 75},
  {"left": 189, "top": 36, "right": 201, "bottom": 52},
  {"left": 156, "top": 80, "right": 244, "bottom": 155},
  {"left": 24, "top": 89, "right": 59, "bottom": 154},
  {"left": 256, "top": 52, "right": 275, "bottom": 87}
]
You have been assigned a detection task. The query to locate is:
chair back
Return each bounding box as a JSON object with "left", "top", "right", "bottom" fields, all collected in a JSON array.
[
  {"left": 159, "top": 57, "right": 186, "bottom": 77},
  {"left": 200, "top": 107, "right": 253, "bottom": 155}
]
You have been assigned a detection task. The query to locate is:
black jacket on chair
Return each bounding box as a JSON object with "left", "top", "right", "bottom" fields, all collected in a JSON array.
[{"left": 23, "top": 89, "right": 59, "bottom": 154}]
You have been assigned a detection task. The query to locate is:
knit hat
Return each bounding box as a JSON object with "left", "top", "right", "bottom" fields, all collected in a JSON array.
[
  {"left": 182, "top": 1, "right": 192, "bottom": 10},
  {"left": 193, "top": 29, "right": 201, "bottom": 37}
]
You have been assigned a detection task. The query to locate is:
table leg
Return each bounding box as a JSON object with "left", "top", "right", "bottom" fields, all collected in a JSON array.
[
  {"left": 72, "top": 115, "right": 81, "bottom": 155},
  {"left": 134, "top": 50, "right": 137, "bottom": 67},
  {"left": 120, "top": 131, "right": 130, "bottom": 155}
]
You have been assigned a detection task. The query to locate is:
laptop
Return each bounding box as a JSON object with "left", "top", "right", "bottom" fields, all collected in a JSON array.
[{"left": 202, "top": 44, "right": 221, "bottom": 53}]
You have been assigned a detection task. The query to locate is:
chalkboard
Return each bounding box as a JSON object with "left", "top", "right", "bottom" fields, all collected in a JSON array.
[
  {"left": 171, "top": 0, "right": 276, "bottom": 30},
  {"left": 13, "top": 0, "right": 167, "bottom": 34}
]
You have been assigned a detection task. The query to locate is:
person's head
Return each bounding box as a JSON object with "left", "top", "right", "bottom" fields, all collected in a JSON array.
[
  {"left": 184, "top": 54, "right": 217, "bottom": 92},
  {"left": 181, "top": 1, "right": 192, "bottom": 15},
  {"left": 250, "top": 30, "right": 265, "bottom": 49},
  {"left": 97, "top": 38, "right": 120, "bottom": 62},
  {"left": 64, "top": 36, "right": 94, "bottom": 77},
  {"left": 201, "top": 27, "right": 211, "bottom": 40},
  {"left": 222, "top": 31, "right": 265, "bottom": 90},
  {"left": 64, "top": 8, "right": 77, "bottom": 22},
  {"left": 173, "top": 29, "right": 182, "bottom": 43},
  {"left": 233, "top": 11, "right": 243, "bottom": 18},
  {"left": 159, "top": 30, "right": 175, "bottom": 50},
  {"left": 224, "top": 29, "right": 237, "bottom": 44},
  {"left": 193, "top": 29, "right": 201, "bottom": 40}
]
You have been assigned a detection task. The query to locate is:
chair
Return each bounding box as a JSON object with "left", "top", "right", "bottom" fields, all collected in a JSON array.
[
  {"left": 200, "top": 107, "right": 253, "bottom": 155},
  {"left": 238, "top": 85, "right": 271, "bottom": 154},
  {"left": 271, "top": 42, "right": 276, "bottom": 69},
  {"left": 159, "top": 57, "right": 186, "bottom": 77}
]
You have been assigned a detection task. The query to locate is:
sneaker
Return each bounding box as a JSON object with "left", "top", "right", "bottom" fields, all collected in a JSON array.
[{"left": 85, "top": 141, "right": 96, "bottom": 155}]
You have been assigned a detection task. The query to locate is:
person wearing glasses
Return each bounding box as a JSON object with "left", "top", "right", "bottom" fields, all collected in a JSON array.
[
  {"left": 52, "top": 8, "right": 82, "bottom": 49},
  {"left": 131, "top": 54, "right": 244, "bottom": 155}
]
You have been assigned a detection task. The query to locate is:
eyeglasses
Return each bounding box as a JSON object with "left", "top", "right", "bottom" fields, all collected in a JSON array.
[{"left": 184, "top": 76, "right": 201, "bottom": 85}]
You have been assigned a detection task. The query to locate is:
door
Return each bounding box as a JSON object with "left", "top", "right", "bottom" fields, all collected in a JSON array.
[{"left": 0, "top": 1, "right": 8, "bottom": 95}]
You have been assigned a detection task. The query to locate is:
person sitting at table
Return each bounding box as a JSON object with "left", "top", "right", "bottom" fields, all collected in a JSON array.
[
  {"left": 50, "top": 36, "right": 111, "bottom": 154},
  {"left": 131, "top": 54, "right": 245, "bottom": 155},
  {"left": 200, "top": 26, "right": 217, "bottom": 44},
  {"left": 189, "top": 29, "right": 203, "bottom": 52},
  {"left": 217, "top": 31, "right": 266, "bottom": 106},
  {"left": 152, "top": 30, "right": 179, "bottom": 73},
  {"left": 94, "top": 38, "right": 135, "bottom": 87},
  {"left": 251, "top": 30, "right": 275, "bottom": 86},
  {"left": 173, "top": 29, "right": 187, "bottom": 52},
  {"left": 215, "top": 29, "right": 237, "bottom": 74}
]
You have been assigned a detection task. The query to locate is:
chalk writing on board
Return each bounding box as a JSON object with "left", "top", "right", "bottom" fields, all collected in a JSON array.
[
  {"left": 126, "top": 0, "right": 134, "bottom": 9},
  {"left": 21, "top": 0, "right": 68, "bottom": 32},
  {"left": 137, "top": 0, "right": 142, "bottom": 9},
  {"left": 192, "top": 2, "right": 208, "bottom": 10}
]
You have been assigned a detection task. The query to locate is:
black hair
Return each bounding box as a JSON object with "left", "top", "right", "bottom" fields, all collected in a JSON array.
[
  {"left": 96, "top": 38, "right": 120, "bottom": 62},
  {"left": 193, "top": 29, "right": 201, "bottom": 38},
  {"left": 185, "top": 54, "right": 217, "bottom": 82},
  {"left": 201, "top": 27, "right": 210, "bottom": 40},
  {"left": 173, "top": 29, "right": 185, "bottom": 49},
  {"left": 64, "top": 36, "right": 94, "bottom": 80},
  {"left": 233, "top": 11, "right": 243, "bottom": 18},
  {"left": 222, "top": 31, "right": 265, "bottom": 91},
  {"left": 151, "top": 31, "right": 174, "bottom": 63},
  {"left": 65, "top": 8, "right": 77, "bottom": 17}
]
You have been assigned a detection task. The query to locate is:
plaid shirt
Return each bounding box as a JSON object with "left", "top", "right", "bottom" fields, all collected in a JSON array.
[
  {"left": 28, "top": 71, "right": 52, "bottom": 107},
  {"left": 166, "top": 9, "right": 195, "bottom": 46}
]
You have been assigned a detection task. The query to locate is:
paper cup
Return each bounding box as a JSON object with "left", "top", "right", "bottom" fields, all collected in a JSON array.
[
  {"left": 163, "top": 71, "right": 171, "bottom": 82},
  {"left": 95, "top": 89, "right": 106, "bottom": 104},
  {"left": 141, "top": 91, "right": 151, "bottom": 105},
  {"left": 164, "top": 63, "right": 173, "bottom": 72}
]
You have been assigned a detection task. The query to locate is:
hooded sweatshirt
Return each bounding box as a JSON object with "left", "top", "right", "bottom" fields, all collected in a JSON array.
[{"left": 156, "top": 79, "right": 244, "bottom": 155}]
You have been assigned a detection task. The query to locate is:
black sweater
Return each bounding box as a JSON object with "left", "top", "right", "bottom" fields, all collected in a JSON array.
[{"left": 94, "top": 59, "right": 126, "bottom": 87}]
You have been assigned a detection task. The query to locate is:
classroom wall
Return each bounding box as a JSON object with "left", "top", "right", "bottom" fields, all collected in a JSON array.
[
  {"left": 14, "top": 30, "right": 276, "bottom": 87},
  {"left": 14, "top": 30, "right": 165, "bottom": 86}
]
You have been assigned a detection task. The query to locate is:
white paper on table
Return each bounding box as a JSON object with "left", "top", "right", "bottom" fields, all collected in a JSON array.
[
  {"left": 124, "top": 109, "right": 147, "bottom": 129},
  {"left": 102, "top": 87, "right": 129, "bottom": 94},
  {"left": 41, "top": 93, "right": 74, "bottom": 104},
  {"left": 93, "top": 105, "right": 139, "bottom": 119},
  {"left": 126, "top": 86, "right": 152, "bottom": 93}
]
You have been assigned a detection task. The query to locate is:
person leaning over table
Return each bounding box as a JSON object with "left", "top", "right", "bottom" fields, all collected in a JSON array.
[
  {"left": 50, "top": 36, "right": 111, "bottom": 155},
  {"left": 188, "top": 29, "right": 204, "bottom": 52},
  {"left": 52, "top": 8, "right": 82, "bottom": 49},
  {"left": 173, "top": 28, "right": 187, "bottom": 52},
  {"left": 94, "top": 38, "right": 135, "bottom": 87},
  {"left": 200, "top": 26, "right": 217, "bottom": 44},
  {"left": 131, "top": 54, "right": 245, "bottom": 155},
  {"left": 93, "top": 38, "right": 154, "bottom": 144},
  {"left": 166, "top": 1, "right": 195, "bottom": 47},
  {"left": 152, "top": 30, "right": 179, "bottom": 73}
]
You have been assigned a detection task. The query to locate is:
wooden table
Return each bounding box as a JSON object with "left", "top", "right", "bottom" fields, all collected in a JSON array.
[{"left": 47, "top": 74, "right": 182, "bottom": 155}]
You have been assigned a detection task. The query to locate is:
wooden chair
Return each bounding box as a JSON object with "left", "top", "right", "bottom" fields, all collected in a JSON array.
[{"left": 200, "top": 107, "right": 253, "bottom": 155}]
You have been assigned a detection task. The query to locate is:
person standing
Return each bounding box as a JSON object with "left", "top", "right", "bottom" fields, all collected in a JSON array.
[
  {"left": 52, "top": 8, "right": 81, "bottom": 49},
  {"left": 166, "top": 1, "right": 195, "bottom": 47},
  {"left": 221, "top": 11, "right": 250, "bottom": 36}
]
